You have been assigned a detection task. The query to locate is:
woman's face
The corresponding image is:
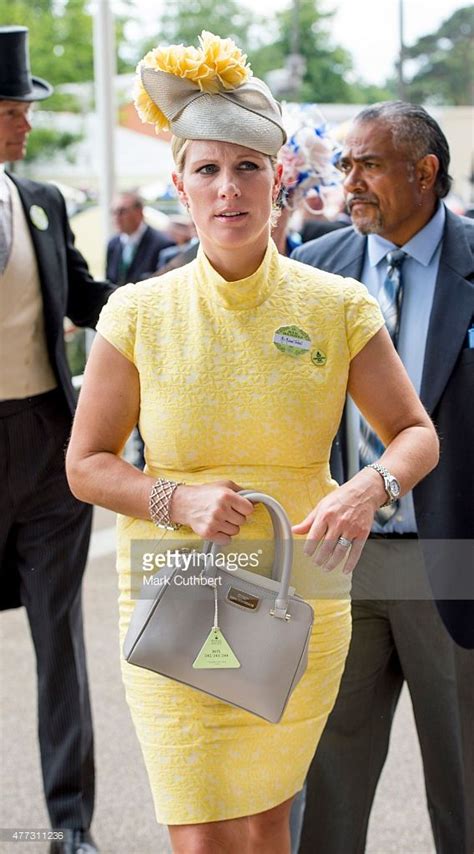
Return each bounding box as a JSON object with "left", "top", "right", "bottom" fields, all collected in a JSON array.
[{"left": 172, "top": 140, "right": 281, "bottom": 269}]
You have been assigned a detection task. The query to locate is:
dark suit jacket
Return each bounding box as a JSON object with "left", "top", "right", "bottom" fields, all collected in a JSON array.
[
  {"left": 3, "top": 176, "right": 113, "bottom": 610},
  {"left": 9, "top": 175, "right": 113, "bottom": 416},
  {"left": 300, "top": 218, "right": 347, "bottom": 244},
  {"left": 157, "top": 239, "right": 200, "bottom": 273},
  {"left": 106, "top": 224, "right": 174, "bottom": 285},
  {"left": 292, "top": 208, "right": 474, "bottom": 647}
]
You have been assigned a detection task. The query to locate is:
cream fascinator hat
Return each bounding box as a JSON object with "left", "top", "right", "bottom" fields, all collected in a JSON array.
[{"left": 134, "top": 31, "right": 287, "bottom": 156}]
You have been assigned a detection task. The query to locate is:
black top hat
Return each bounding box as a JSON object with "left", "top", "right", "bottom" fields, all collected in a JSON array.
[{"left": 0, "top": 26, "right": 53, "bottom": 102}]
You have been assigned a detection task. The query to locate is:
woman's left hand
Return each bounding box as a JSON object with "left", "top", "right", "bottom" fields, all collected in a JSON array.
[{"left": 291, "top": 473, "right": 384, "bottom": 575}]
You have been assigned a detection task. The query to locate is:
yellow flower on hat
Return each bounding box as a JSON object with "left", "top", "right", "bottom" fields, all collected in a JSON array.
[
  {"left": 199, "top": 31, "right": 252, "bottom": 91},
  {"left": 144, "top": 43, "right": 215, "bottom": 88},
  {"left": 134, "top": 31, "right": 253, "bottom": 132},
  {"left": 133, "top": 72, "right": 170, "bottom": 132}
]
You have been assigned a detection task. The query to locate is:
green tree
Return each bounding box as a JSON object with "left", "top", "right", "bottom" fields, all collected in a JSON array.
[
  {"left": 142, "top": 0, "right": 255, "bottom": 57},
  {"left": 257, "top": 0, "right": 355, "bottom": 102},
  {"left": 404, "top": 6, "right": 474, "bottom": 105},
  {"left": 0, "top": 0, "right": 136, "bottom": 93},
  {"left": 142, "top": 0, "right": 376, "bottom": 104},
  {"left": 23, "top": 127, "right": 82, "bottom": 163},
  {"left": 1, "top": 0, "right": 94, "bottom": 86}
]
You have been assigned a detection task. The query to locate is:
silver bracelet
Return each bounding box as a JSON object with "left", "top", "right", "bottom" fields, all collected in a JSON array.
[{"left": 148, "top": 478, "right": 182, "bottom": 530}]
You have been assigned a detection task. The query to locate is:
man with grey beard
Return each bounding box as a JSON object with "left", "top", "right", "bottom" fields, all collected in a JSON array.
[{"left": 292, "top": 102, "right": 474, "bottom": 854}]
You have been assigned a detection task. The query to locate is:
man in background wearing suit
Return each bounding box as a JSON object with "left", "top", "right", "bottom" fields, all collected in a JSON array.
[
  {"left": 292, "top": 102, "right": 474, "bottom": 854},
  {"left": 105, "top": 191, "right": 174, "bottom": 285},
  {"left": 0, "top": 26, "right": 113, "bottom": 853}
]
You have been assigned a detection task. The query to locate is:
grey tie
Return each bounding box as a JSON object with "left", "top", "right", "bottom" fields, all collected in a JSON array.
[
  {"left": 0, "top": 198, "right": 10, "bottom": 274},
  {"left": 378, "top": 248, "right": 407, "bottom": 346},
  {"left": 359, "top": 249, "right": 407, "bottom": 523}
]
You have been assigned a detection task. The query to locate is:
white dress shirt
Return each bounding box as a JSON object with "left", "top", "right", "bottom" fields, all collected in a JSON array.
[{"left": 0, "top": 164, "right": 12, "bottom": 271}]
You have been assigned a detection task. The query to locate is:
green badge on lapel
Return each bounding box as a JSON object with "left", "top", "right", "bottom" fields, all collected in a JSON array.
[
  {"left": 311, "top": 349, "right": 327, "bottom": 366},
  {"left": 29, "top": 205, "right": 49, "bottom": 231},
  {"left": 273, "top": 325, "right": 311, "bottom": 357}
]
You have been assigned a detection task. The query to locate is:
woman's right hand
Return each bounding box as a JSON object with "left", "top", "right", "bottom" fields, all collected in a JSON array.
[{"left": 170, "top": 481, "right": 254, "bottom": 544}]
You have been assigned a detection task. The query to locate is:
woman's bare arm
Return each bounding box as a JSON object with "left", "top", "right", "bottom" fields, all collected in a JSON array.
[
  {"left": 66, "top": 335, "right": 254, "bottom": 542},
  {"left": 66, "top": 334, "right": 154, "bottom": 518}
]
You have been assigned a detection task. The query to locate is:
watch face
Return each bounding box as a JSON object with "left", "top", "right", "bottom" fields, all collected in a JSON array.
[{"left": 389, "top": 477, "right": 401, "bottom": 498}]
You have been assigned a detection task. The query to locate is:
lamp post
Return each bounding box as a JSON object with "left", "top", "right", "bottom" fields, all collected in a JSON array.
[
  {"left": 287, "top": 0, "right": 306, "bottom": 100},
  {"left": 88, "top": 0, "right": 116, "bottom": 355},
  {"left": 264, "top": 0, "right": 305, "bottom": 100},
  {"left": 92, "top": 0, "right": 117, "bottom": 239},
  {"left": 397, "top": 0, "right": 406, "bottom": 100}
]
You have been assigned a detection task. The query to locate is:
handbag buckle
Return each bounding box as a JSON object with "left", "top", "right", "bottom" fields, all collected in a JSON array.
[{"left": 270, "top": 608, "right": 291, "bottom": 622}]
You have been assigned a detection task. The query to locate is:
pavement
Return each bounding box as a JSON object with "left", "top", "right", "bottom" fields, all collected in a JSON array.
[{"left": 0, "top": 507, "right": 435, "bottom": 854}]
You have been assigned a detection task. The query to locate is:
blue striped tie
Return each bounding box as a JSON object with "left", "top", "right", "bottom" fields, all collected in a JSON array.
[{"left": 359, "top": 249, "right": 407, "bottom": 523}]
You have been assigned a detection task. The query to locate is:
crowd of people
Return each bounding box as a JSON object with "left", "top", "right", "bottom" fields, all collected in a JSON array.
[{"left": 1, "top": 23, "right": 473, "bottom": 854}]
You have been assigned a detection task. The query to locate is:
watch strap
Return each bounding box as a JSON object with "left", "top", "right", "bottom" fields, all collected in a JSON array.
[{"left": 366, "top": 462, "right": 399, "bottom": 507}]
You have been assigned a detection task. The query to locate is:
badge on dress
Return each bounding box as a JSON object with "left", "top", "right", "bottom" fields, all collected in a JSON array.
[
  {"left": 29, "top": 205, "right": 49, "bottom": 231},
  {"left": 273, "top": 325, "right": 311, "bottom": 357},
  {"left": 311, "top": 348, "right": 327, "bottom": 366}
]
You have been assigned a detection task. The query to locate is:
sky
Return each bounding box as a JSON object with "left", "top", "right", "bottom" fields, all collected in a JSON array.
[
  {"left": 133, "top": 0, "right": 468, "bottom": 86},
  {"left": 248, "top": 0, "right": 468, "bottom": 84}
]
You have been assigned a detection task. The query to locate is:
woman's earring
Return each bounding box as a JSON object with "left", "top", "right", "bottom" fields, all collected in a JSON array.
[{"left": 270, "top": 197, "right": 282, "bottom": 228}]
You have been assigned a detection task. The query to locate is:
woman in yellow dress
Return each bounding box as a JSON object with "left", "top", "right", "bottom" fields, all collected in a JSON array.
[{"left": 66, "top": 32, "right": 438, "bottom": 854}]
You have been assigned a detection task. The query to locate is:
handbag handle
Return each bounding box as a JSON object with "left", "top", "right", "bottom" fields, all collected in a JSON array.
[{"left": 203, "top": 491, "right": 294, "bottom": 620}]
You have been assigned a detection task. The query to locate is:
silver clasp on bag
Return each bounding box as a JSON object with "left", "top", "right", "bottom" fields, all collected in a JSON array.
[{"left": 270, "top": 607, "right": 291, "bottom": 621}]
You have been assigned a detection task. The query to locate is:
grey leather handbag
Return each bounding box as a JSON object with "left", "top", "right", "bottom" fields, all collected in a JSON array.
[{"left": 123, "top": 492, "right": 314, "bottom": 723}]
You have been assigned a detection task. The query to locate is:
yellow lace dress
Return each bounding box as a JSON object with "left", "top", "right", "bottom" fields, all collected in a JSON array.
[{"left": 96, "top": 240, "right": 384, "bottom": 824}]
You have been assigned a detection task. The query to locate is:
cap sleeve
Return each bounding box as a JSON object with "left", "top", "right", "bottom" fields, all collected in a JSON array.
[
  {"left": 96, "top": 283, "right": 137, "bottom": 363},
  {"left": 343, "top": 277, "right": 385, "bottom": 360}
]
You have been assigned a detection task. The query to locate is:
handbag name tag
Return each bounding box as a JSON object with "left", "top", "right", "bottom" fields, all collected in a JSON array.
[
  {"left": 193, "top": 628, "right": 241, "bottom": 670},
  {"left": 227, "top": 587, "right": 260, "bottom": 610}
]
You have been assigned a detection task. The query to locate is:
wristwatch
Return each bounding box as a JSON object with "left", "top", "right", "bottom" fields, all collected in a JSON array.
[{"left": 366, "top": 463, "right": 401, "bottom": 507}]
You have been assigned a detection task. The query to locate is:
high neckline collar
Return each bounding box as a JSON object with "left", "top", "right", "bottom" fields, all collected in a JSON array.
[{"left": 194, "top": 240, "right": 281, "bottom": 310}]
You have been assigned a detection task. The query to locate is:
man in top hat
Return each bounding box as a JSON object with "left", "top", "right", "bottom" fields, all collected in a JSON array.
[{"left": 0, "top": 25, "right": 113, "bottom": 853}]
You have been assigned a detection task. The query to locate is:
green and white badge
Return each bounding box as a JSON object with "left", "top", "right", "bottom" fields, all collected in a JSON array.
[
  {"left": 193, "top": 581, "right": 240, "bottom": 670},
  {"left": 273, "top": 325, "right": 311, "bottom": 357},
  {"left": 193, "top": 627, "right": 240, "bottom": 669},
  {"left": 311, "top": 348, "right": 327, "bottom": 367},
  {"left": 29, "top": 205, "right": 49, "bottom": 231}
]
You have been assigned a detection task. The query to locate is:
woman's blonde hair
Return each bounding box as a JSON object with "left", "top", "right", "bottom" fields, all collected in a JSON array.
[{"left": 171, "top": 136, "right": 190, "bottom": 174}]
